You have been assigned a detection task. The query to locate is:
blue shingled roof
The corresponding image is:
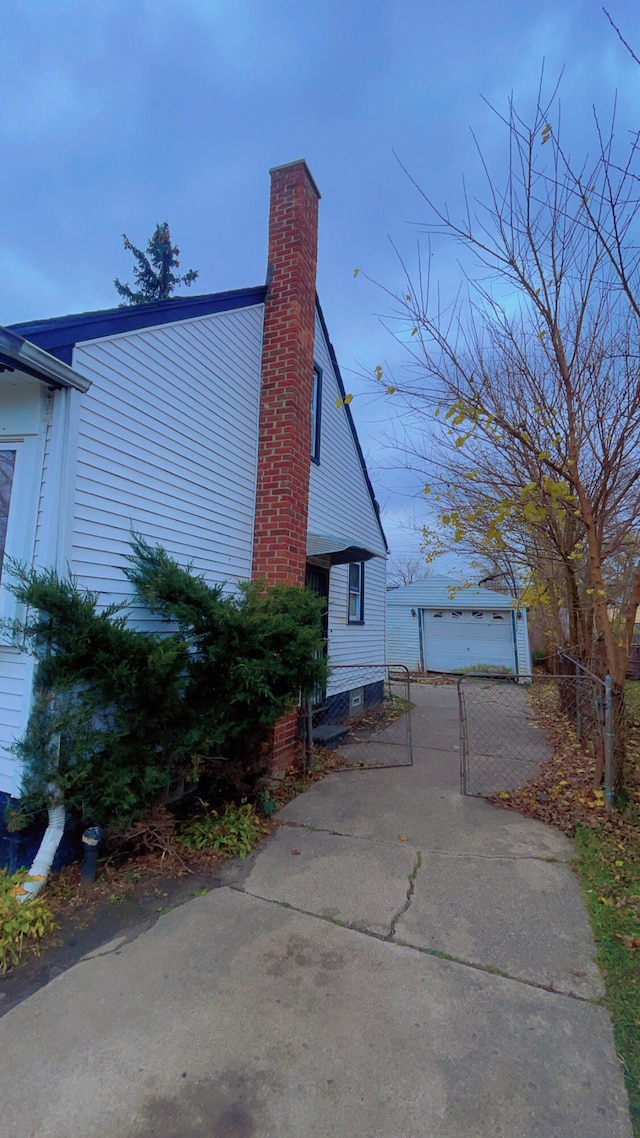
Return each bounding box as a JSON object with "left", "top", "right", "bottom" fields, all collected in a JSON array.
[{"left": 9, "top": 286, "right": 268, "bottom": 365}]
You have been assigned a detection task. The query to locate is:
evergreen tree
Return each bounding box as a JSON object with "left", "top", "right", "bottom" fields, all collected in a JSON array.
[{"left": 114, "top": 222, "right": 199, "bottom": 306}]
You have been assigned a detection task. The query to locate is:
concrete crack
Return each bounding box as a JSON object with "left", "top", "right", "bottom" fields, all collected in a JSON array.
[
  {"left": 389, "top": 938, "right": 602, "bottom": 1005},
  {"left": 386, "top": 851, "right": 422, "bottom": 941},
  {"left": 227, "top": 885, "right": 600, "bottom": 1005},
  {"left": 275, "top": 824, "right": 567, "bottom": 863},
  {"left": 275, "top": 820, "right": 375, "bottom": 842}
]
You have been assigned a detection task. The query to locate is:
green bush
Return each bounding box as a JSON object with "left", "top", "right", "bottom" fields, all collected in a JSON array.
[
  {"left": 0, "top": 869, "right": 55, "bottom": 972},
  {"left": 180, "top": 801, "right": 267, "bottom": 858},
  {"left": 6, "top": 538, "right": 326, "bottom": 833}
]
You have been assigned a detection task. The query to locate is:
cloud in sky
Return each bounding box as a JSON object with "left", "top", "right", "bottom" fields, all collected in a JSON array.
[{"left": 2, "top": 0, "right": 639, "bottom": 557}]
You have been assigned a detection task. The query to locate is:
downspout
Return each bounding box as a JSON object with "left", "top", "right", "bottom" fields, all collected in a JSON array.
[
  {"left": 19, "top": 723, "right": 65, "bottom": 902},
  {"left": 19, "top": 787, "right": 65, "bottom": 900},
  {"left": 17, "top": 384, "right": 79, "bottom": 901}
]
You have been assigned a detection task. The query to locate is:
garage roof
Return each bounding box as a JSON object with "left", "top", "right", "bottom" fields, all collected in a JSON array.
[{"left": 386, "top": 577, "right": 517, "bottom": 609}]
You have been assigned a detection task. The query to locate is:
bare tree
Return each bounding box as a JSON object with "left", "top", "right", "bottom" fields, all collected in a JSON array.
[
  {"left": 370, "top": 80, "right": 640, "bottom": 685},
  {"left": 388, "top": 554, "right": 432, "bottom": 587}
]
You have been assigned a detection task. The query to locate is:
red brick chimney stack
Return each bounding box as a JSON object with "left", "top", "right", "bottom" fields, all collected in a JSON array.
[
  {"left": 252, "top": 160, "right": 321, "bottom": 773},
  {"left": 251, "top": 160, "right": 321, "bottom": 588}
]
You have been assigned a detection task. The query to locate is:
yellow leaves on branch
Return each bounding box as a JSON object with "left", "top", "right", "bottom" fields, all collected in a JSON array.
[{"left": 335, "top": 394, "right": 353, "bottom": 409}]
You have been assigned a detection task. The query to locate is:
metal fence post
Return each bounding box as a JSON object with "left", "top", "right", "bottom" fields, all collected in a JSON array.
[
  {"left": 458, "top": 679, "right": 468, "bottom": 795},
  {"left": 604, "top": 674, "right": 614, "bottom": 813}
]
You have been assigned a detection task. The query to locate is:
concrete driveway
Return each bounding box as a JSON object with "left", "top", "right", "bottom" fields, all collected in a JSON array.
[{"left": 0, "top": 683, "right": 632, "bottom": 1137}]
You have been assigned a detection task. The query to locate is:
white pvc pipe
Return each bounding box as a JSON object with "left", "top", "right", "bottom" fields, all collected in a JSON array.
[{"left": 19, "top": 798, "right": 66, "bottom": 902}]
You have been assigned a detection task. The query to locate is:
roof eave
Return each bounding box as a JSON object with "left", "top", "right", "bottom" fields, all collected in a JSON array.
[{"left": 0, "top": 327, "right": 91, "bottom": 393}]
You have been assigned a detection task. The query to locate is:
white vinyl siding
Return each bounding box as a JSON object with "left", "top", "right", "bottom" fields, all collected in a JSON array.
[
  {"left": 514, "top": 609, "right": 532, "bottom": 674},
  {"left": 30, "top": 396, "right": 54, "bottom": 569},
  {"left": 0, "top": 378, "right": 51, "bottom": 796},
  {"left": 326, "top": 557, "right": 387, "bottom": 696},
  {"left": 0, "top": 653, "right": 36, "bottom": 797},
  {"left": 70, "top": 305, "right": 264, "bottom": 624},
  {"left": 387, "top": 597, "right": 421, "bottom": 670},
  {"left": 309, "top": 313, "right": 387, "bottom": 694},
  {"left": 309, "top": 315, "right": 385, "bottom": 558}
]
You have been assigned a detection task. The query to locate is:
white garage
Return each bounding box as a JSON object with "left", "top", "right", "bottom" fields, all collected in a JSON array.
[{"left": 387, "top": 577, "right": 531, "bottom": 678}]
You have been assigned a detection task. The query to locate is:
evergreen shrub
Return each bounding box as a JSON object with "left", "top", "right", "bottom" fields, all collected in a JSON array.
[{"left": 6, "top": 537, "right": 326, "bottom": 834}]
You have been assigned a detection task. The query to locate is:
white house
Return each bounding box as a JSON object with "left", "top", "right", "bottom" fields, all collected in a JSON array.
[
  {"left": 387, "top": 578, "right": 531, "bottom": 677},
  {"left": 0, "top": 161, "right": 387, "bottom": 838}
]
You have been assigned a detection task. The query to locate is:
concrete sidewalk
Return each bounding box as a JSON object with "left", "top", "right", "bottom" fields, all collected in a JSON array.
[{"left": 0, "top": 683, "right": 632, "bottom": 1137}]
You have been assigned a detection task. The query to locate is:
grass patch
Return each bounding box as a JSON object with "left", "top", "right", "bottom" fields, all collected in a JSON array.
[
  {"left": 180, "top": 801, "right": 268, "bottom": 858},
  {"left": 489, "top": 680, "right": 640, "bottom": 1133},
  {"left": 574, "top": 824, "right": 640, "bottom": 1131}
]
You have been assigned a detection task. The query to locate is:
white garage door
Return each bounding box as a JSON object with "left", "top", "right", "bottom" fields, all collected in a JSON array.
[{"left": 420, "top": 608, "right": 516, "bottom": 674}]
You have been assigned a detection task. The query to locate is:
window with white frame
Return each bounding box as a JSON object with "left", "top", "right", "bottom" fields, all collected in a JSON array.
[
  {"left": 0, "top": 434, "right": 45, "bottom": 627},
  {"left": 0, "top": 449, "right": 17, "bottom": 584},
  {"left": 348, "top": 561, "right": 364, "bottom": 623}
]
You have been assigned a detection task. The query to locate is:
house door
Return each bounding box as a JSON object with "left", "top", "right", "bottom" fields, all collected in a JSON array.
[{"left": 305, "top": 564, "right": 329, "bottom": 704}]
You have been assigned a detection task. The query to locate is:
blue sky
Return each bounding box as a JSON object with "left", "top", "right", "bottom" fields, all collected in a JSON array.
[{"left": 2, "top": 0, "right": 639, "bottom": 565}]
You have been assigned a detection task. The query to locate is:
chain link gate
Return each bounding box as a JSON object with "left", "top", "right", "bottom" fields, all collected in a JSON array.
[
  {"left": 458, "top": 671, "right": 619, "bottom": 804},
  {"left": 306, "top": 664, "right": 413, "bottom": 769}
]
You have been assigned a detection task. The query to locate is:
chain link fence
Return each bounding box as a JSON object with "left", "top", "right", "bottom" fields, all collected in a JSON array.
[
  {"left": 459, "top": 664, "right": 624, "bottom": 806},
  {"left": 554, "top": 649, "right": 625, "bottom": 799},
  {"left": 304, "top": 664, "right": 413, "bottom": 769}
]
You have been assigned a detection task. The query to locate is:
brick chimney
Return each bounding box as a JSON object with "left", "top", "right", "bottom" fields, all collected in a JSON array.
[
  {"left": 252, "top": 160, "right": 321, "bottom": 771},
  {"left": 252, "top": 159, "right": 320, "bottom": 588}
]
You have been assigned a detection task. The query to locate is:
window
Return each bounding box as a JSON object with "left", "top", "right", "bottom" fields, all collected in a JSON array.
[
  {"left": 492, "top": 612, "right": 506, "bottom": 621},
  {"left": 432, "top": 611, "right": 444, "bottom": 619},
  {"left": 0, "top": 435, "right": 45, "bottom": 627},
  {"left": 348, "top": 561, "right": 364, "bottom": 623},
  {"left": 472, "top": 611, "right": 484, "bottom": 620},
  {"left": 451, "top": 610, "right": 462, "bottom": 619},
  {"left": 0, "top": 449, "right": 17, "bottom": 584},
  {"left": 311, "top": 365, "right": 322, "bottom": 462}
]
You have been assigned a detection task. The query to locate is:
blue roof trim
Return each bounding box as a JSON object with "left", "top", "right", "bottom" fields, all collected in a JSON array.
[
  {"left": 9, "top": 286, "right": 267, "bottom": 363},
  {"left": 315, "top": 297, "right": 389, "bottom": 553}
]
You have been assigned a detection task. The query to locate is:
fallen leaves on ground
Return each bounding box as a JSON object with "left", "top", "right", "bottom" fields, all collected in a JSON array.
[
  {"left": 485, "top": 679, "right": 640, "bottom": 945},
  {"left": 486, "top": 682, "right": 638, "bottom": 842}
]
